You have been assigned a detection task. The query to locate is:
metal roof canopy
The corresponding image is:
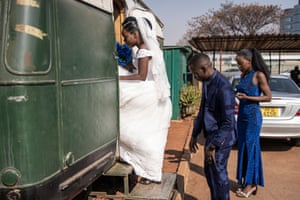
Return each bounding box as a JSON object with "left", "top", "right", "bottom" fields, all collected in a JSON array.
[{"left": 189, "top": 34, "right": 300, "bottom": 52}]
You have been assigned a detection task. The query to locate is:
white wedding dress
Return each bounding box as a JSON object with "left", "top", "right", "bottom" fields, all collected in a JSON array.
[{"left": 119, "top": 49, "right": 172, "bottom": 182}]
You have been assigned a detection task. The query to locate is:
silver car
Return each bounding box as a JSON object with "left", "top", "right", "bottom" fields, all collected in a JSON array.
[{"left": 230, "top": 75, "right": 300, "bottom": 140}]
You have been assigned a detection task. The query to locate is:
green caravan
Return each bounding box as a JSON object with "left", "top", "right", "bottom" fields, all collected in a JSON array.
[{"left": 0, "top": 0, "right": 119, "bottom": 199}]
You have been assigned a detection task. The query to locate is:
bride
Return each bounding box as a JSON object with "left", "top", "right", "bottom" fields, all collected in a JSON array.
[{"left": 118, "top": 15, "right": 172, "bottom": 184}]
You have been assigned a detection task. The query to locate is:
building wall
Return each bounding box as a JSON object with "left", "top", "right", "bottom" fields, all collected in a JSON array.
[
  {"left": 113, "top": 0, "right": 164, "bottom": 45},
  {"left": 280, "top": 1, "right": 300, "bottom": 34}
]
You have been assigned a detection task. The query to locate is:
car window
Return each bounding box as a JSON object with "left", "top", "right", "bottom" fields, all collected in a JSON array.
[
  {"left": 232, "top": 77, "right": 300, "bottom": 94},
  {"left": 224, "top": 68, "right": 239, "bottom": 72},
  {"left": 269, "top": 78, "right": 300, "bottom": 93}
]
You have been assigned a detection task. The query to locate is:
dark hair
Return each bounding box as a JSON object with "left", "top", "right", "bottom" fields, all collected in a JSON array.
[
  {"left": 188, "top": 53, "right": 211, "bottom": 68},
  {"left": 122, "top": 16, "right": 153, "bottom": 33},
  {"left": 237, "top": 48, "right": 270, "bottom": 81},
  {"left": 122, "top": 16, "right": 139, "bottom": 33}
]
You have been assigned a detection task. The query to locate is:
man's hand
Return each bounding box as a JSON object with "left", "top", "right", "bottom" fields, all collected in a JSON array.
[
  {"left": 189, "top": 136, "right": 199, "bottom": 153},
  {"left": 205, "top": 145, "right": 216, "bottom": 164}
]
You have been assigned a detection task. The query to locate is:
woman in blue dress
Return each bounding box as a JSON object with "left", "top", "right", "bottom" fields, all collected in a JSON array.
[{"left": 235, "top": 48, "right": 272, "bottom": 198}]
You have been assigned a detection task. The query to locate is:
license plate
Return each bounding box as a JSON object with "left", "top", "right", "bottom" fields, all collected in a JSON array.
[{"left": 261, "top": 107, "right": 279, "bottom": 117}]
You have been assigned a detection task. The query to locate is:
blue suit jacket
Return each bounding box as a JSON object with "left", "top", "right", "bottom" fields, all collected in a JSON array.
[{"left": 192, "top": 71, "right": 237, "bottom": 148}]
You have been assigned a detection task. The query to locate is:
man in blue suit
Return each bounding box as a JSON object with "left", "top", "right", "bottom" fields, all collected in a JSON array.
[{"left": 189, "top": 53, "right": 237, "bottom": 200}]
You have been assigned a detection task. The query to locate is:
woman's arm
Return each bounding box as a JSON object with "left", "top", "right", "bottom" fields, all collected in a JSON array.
[
  {"left": 236, "top": 71, "right": 272, "bottom": 102},
  {"left": 122, "top": 62, "right": 136, "bottom": 73},
  {"left": 119, "top": 56, "right": 150, "bottom": 81},
  {"left": 256, "top": 71, "right": 272, "bottom": 102}
]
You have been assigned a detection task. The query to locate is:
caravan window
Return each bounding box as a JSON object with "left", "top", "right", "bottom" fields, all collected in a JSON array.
[{"left": 4, "top": 0, "right": 51, "bottom": 75}]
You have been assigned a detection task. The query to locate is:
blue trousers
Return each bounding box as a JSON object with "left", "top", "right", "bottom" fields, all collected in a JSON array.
[{"left": 204, "top": 145, "right": 232, "bottom": 200}]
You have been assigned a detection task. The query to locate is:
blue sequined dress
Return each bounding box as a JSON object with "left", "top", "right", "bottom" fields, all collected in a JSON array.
[{"left": 236, "top": 70, "right": 264, "bottom": 187}]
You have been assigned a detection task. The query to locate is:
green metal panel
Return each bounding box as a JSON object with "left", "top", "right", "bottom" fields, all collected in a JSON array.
[
  {"left": 0, "top": 0, "right": 119, "bottom": 192},
  {"left": 61, "top": 81, "right": 118, "bottom": 160},
  {"left": 0, "top": 85, "right": 59, "bottom": 186},
  {"left": 0, "top": 0, "right": 59, "bottom": 187},
  {"left": 163, "top": 46, "right": 192, "bottom": 120},
  {"left": 57, "top": 0, "right": 118, "bottom": 164},
  {"left": 57, "top": 0, "right": 116, "bottom": 80}
]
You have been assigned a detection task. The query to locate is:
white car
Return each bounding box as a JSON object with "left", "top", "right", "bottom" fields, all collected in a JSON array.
[
  {"left": 230, "top": 75, "right": 300, "bottom": 140},
  {"left": 221, "top": 68, "right": 241, "bottom": 79},
  {"left": 280, "top": 70, "right": 291, "bottom": 77}
]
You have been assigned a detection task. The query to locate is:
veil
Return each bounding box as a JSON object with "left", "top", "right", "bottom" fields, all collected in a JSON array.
[{"left": 135, "top": 17, "right": 171, "bottom": 101}]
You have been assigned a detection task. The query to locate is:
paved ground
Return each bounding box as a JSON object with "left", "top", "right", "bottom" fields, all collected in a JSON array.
[
  {"left": 163, "top": 117, "right": 300, "bottom": 200},
  {"left": 83, "top": 116, "right": 300, "bottom": 200},
  {"left": 163, "top": 118, "right": 192, "bottom": 173}
]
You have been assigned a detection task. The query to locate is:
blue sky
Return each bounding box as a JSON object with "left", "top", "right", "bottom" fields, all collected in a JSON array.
[{"left": 143, "top": 0, "right": 298, "bottom": 45}]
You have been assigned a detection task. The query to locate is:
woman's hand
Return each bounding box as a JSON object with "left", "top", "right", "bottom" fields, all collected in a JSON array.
[
  {"left": 119, "top": 56, "right": 149, "bottom": 81},
  {"left": 236, "top": 92, "right": 247, "bottom": 100},
  {"left": 124, "top": 62, "right": 136, "bottom": 73}
]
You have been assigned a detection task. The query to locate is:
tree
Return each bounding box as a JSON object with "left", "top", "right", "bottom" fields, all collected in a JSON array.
[{"left": 178, "top": 1, "right": 282, "bottom": 45}]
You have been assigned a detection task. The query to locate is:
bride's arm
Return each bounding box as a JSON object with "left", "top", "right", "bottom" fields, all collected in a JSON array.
[
  {"left": 123, "top": 62, "right": 136, "bottom": 73},
  {"left": 119, "top": 56, "right": 150, "bottom": 81}
]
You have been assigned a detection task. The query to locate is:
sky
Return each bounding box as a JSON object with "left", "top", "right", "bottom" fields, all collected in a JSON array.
[{"left": 143, "top": 0, "right": 298, "bottom": 45}]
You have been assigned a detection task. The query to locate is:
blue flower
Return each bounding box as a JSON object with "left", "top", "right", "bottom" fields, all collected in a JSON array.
[{"left": 116, "top": 42, "right": 132, "bottom": 67}]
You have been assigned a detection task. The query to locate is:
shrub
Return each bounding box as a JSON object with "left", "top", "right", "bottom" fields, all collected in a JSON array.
[{"left": 180, "top": 85, "right": 201, "bottom": 117}]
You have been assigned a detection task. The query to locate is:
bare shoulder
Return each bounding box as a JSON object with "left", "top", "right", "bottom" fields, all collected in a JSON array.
[{"left": 255, "top": 71, "right": 267, "bottom": 82}]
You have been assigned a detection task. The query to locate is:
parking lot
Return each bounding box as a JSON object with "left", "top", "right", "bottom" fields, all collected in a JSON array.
[{"left": 185, "top": 135, "right": 300, "bottom": 200}]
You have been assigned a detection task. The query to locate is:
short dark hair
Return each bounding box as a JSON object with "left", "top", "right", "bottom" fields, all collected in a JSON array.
[{"left": 188, "top": 53, "right": 211, "bottom": 68}]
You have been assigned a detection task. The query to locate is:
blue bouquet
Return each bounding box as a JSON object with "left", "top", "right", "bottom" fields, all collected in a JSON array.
[{"left": 116, "top": 42, "right": 132, "bottom": 67}]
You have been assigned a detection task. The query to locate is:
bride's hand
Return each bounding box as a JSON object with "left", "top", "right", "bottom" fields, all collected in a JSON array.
[{"left": 125, "top": 62, "right": 136, "bottom": 73}]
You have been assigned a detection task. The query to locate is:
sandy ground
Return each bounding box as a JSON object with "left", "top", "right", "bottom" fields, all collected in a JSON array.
[{"left": 164, "top": 117, "right": 300, "bottom": 200}]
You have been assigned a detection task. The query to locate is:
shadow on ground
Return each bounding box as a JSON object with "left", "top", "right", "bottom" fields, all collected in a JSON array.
[
  {"left": 164, "top": 149, "right": 189, "bottom": 163},
  {"left": 260, "top": 138, "right": 299, "bottom": 151},
  {"left": 189, "top": 162, "right": 240, "bottom": 193},
  {"left": 183, "top": 193, "right": 198, "bottom": 200}
]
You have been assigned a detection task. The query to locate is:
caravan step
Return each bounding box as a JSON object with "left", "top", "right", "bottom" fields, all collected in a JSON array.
[
  {"left": 129, "top": 172, "right": 177, "bottom": 200},
  {"left": 103, "top": 162, "right": 133, "bottom": 195},
  {"left": 103, "top": 162, "right": 133, "bottom": 177}
]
